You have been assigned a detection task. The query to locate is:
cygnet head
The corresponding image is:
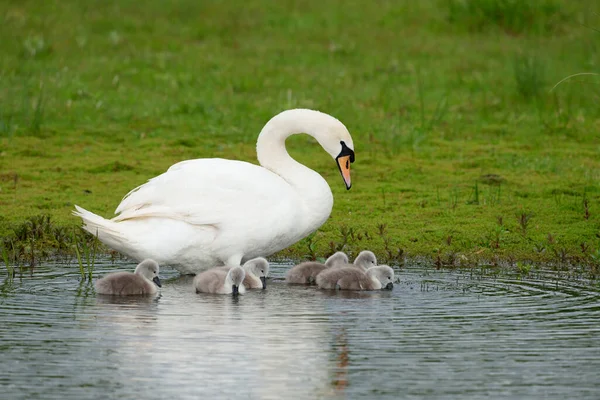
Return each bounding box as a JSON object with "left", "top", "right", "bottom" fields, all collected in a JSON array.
[
  {"left": 226, "top": 266, "right": 246, "bottom": 296},
  {"left": 325, "top": 251, "right": 349, "bottom": 267},
  {"left": 368, "top": 265, "right": 394, "bottom": 290},
  {"left": 354, "top": 250, "right": 377, "bottom": 269},
  {"left": 244, "top": 257, "right": 269, "bottom": 289},
  {"left": 135, "top": 259, "right": 161, "bottom": 287}
]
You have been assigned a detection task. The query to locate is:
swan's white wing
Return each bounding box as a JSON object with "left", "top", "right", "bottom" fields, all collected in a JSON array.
[{"left": 112, "top": 158, "right": 299, "bottom": 226}]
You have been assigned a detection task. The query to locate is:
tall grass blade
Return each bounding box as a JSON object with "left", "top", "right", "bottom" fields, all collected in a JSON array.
[
  {"left": 72, "top": 230, "right": 85, "bottom": 279},
  {"left": 550, "top": 72, "right": 600, "bottom": 92},
  {"left": 88, "top": 231, "right": 99, "bottom": 281},
  {"left": 1, "top": 245, "right": 14, "bottom": 280}
]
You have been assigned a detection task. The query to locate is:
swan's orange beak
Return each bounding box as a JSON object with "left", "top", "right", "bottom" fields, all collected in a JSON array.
[{"left": 337, "top": 155, "right": 352, "bottom": 190}]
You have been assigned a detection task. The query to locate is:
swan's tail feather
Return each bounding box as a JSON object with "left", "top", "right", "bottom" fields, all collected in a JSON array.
[{"left": 72, "top": 205, "right": 128, "bottom": 246}]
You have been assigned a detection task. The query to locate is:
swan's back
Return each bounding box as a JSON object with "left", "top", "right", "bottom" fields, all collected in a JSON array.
[
  {"left": 95, "top": 272, "right": 157, "bottom": 295},
  {"left": 115, "top": 159, "right": 299, "bottom": 221}
]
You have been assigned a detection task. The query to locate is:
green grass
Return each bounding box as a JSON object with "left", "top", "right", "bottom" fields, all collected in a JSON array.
[{"left": 0, "top": 0, "right": 599, "bottom": 269}]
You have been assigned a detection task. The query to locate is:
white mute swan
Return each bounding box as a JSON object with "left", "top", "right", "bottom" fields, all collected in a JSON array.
[
  {"left": 316, "top": 265, "right": 394, "bottom": 291},
  {"left": 194, "top": 266, "right": 246, "bottom": 295},
  {"left": 73, "top": 109, "right": 355, "bottom": 274},
  {"left": 95, "top": 259, "right": 162, "bottom": 295}
]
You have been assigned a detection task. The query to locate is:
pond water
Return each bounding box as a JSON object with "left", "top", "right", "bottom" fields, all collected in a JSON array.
[{"left": 1, "top": 260, "right": 599, "bottom": 399}]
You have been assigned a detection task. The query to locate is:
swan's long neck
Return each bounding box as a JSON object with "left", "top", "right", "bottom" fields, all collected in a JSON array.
[{"left": 256, "top": 109, "right": 335, "bottom": 235}]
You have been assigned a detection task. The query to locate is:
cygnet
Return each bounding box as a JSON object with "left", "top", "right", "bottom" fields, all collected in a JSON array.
[
  {"left": 95, "top": 259, "right": 162, "bottom": 295},
  {"left": 316, "top": 265, "right": 394, "bottom": 291},
  {"left": 194, "top": 266, "right": 246, "bottom": 295}
]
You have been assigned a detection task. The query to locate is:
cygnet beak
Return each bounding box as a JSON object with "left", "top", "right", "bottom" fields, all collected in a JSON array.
[
  {"left": 260, "top": 276, "right": 267, "bottom": 289},
  {"left": 153, "top": 276, "right": 162, "bottom": 288},
  {"left": 232, "top": 285, "right": 239, "bottom": 296},
  {"left": 384, "top": 282, "right": 393, "bottom": 290}
]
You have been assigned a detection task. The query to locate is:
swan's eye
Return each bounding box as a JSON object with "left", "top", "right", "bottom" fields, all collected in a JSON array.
[
  {"left": 261, "top": 270, "right": 264, "bottom": 273},
  {"left": 388, "top": 276, "right": 391, "bottom": 279}
]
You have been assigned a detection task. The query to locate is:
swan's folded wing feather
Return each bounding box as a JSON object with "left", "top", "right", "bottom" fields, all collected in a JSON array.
[{"left": 113, "top": 159, "right": 297, "bottom": 226}]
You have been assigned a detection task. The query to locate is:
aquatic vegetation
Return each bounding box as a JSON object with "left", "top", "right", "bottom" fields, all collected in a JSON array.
[
  {"left": 0, "top": 215, "right": 102, "bottom": 276},
  {"left": 1, "top": 245, "right": 13, "bottom": 280},
  {"left": 73, "top": 229, "right": 98, "bottom": 281}
]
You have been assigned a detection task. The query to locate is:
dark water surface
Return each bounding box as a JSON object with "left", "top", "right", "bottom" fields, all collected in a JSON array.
[{"left": 1, "top": 261, "right": 599, "bottom": 399}]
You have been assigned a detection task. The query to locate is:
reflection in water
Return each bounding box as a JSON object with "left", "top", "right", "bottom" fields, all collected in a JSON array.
[
  {"left": 331, "top": 329, "right": 349, "bottom": 393},
  {"left": 0, "top": 261, "right": 599, "bottom": 399}
]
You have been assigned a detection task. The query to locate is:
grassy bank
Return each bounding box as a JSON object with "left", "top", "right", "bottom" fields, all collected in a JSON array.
[{"left": 1, "top": 0, "right": 599, "bottom": 270}]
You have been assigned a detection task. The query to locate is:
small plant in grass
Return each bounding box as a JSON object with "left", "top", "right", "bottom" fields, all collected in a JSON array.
[
  {"left": 449, "top": 187, "right": 460, "bottom": 210},
  {"left": 303, "top": 233, "right": 317, "bottom": 261},
  {"left": 583, "top": 196, "right": 590, "bottom": 220},
  {"left": 552, "top": 246, "right": 569, "bottom": 265},
  {"left": 516, "top": 261, "right": 532, "bottom": 276},
  {"left": 483, "top": 225, "right": 507, "bottom": 249},
  {"left": 0, "top": 110, "right": 12, "bottom": 136},
  {"left": 467, "top": 181, "right": 480, "bottom": 205},
  {"left": 22, "top": 36, "right": 53, "bottom": 59},
  {"left": 377, "top": 224, "right": 387, "bottom": 237},
  {"left": 516, "top": 211, "right": 533, "bottom": 236},
  {"left": 514, "top": 54, "right": 545, "bottom": 100},
  {"left": 533, "top": 242, "right": 546, "bottom": 254},
  {"left": 590, "top": 248, "right": 600, "bottom": 267},
  {"left": 29, "top": 89, "right": 45, "bottom": 136}
]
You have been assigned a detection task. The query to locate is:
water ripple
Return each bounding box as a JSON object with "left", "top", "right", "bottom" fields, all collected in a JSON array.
[{"left": 0, "top": 261, "right": 599, "bottom": 399}]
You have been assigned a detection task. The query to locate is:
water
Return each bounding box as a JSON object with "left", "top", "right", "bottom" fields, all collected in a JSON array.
[{"left": 1, "top": 261, "right": 599, "bottom": 400}]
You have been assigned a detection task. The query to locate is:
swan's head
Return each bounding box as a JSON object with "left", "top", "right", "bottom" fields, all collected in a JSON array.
[
  {"left": 226, "top": 266, "right": 246, "bottom": 295},
  {"left": 367, "top": 265, "right": 394, "bottom": 290},
  {"left": 325, "top": 251, "right": 349, "bottom": 267},
  {"left": 257, "top": 109, "right": 355, "bottom": 190},
  {"left": 135, "top": 259, "right": 162, "bottom": 287},
  {"left": 243, "top": 257, "right": 269, "bottom": 289},
  {"left": 354, "top": 250, "right": 377, "bottom": 270},
  {"left": 322, "top": 125, "right": 355, "bottom": 191}
]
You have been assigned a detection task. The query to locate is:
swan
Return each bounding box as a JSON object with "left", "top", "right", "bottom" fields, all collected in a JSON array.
[
  {"left": 316, "top": 265, "right": 394, "bottom": 291},
  {"left": 95, "top": 259, "right": 162, "bottom": 295},
  {"left": 218, "top": 257, "right": 269, "bottom": 289},
  {"left": 285, "top": 251, "right": 349, "bottom": 284},
  {"left": 194, "top": 266, "right": 246, "bottom": 295},
  {"left": 73, "top": 109, "right": 355, "bottom": 274}
]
